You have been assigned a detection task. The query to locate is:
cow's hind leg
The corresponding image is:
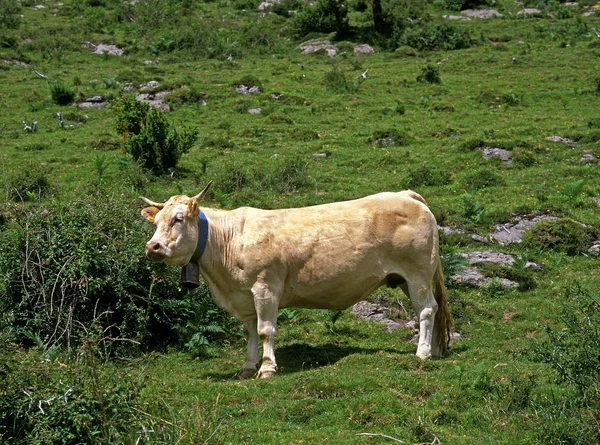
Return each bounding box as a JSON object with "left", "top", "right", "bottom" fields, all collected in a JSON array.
[
  {"left": 252, "top": 277, "right": 281, "bottom": 379},
  {"left": 236, "top": 319, "right": 260, "bottom": 379},
  {"left": 407, "top": 279, "right": 438, "bottom": 360}
]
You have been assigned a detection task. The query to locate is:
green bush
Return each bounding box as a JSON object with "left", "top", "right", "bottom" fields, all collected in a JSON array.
[
  {"left": 0, "top": 0, "right": 21, "bottom": 29},
  {"left": 50, "top": 83, "right": 77, "bottom": 106},
  {"left": 113, "top": 96, "right": 198, "bottom": 174},
  {"left": 523, "top": 218, "right": 595, "bottom": 255},
  {"left": 291, "top": 0, "right": 349, "bottom": 38},
  {"left": 324, "top": 66, "right": 357, "bottom": 93},
  {"left": 399, "top": 21, "right": 474, "bottom": 52},
  {"left": 417, "top": 64, "right": 442, "bottom": 84},
  {"left": 0, "top": 191, "right": 237, "bottom": 354}
]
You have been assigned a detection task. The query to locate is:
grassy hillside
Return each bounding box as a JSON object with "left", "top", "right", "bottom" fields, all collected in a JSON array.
[{"left": 1, "top": 0, "right": 600, "bottom": 443}]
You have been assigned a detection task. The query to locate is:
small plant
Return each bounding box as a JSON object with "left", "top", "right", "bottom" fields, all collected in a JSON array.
[
  {"left": 459, "top": 192, "right": 485, "bottom": 222},
  {"left": 93, "top": 154, "right": 110, "bottom": 177},
  {"left": 370, "top": 129, "right": 411, "bottom": 147},
  {"left": 50, "top": 83, "right": 76, "bottom": 106},
  {"left": 417, "top": 64, "right": 441, "bottom": 84}
]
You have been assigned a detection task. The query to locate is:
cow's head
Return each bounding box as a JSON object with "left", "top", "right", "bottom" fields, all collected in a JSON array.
[{"left": 140, "top": 181, "right": 212, "bottom": 267}]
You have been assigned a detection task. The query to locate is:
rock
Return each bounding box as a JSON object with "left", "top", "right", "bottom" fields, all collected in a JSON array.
[
  {"left": 483, "top": 147, "right": 512, "bottom": 166},
  {"left": 248, "top": 108, "right": 262, "bottom": 114},
  {"left": 140, "top": 80, "right": 160, "bottom": 91},
  {"left": 546, "top": 136, "right": 576, "bottom": 146},
  {"left": 351, "top": 301, "right": 402, "bottom": 332},
  {"left": 87, "top": 43, "right": 124, "bottom": 56},
  {"left": 490, "top": 215, "right": 559, "bottom": 245},
  {"left": 588, "top": 241, "right": 600, "bottom": 257},
  {"left": 136, "top": 91, "right": 170, "bottom": 112},
  {"left": 591, "top": 197, "right": 600, "bottom": 208},
  {"left": 439, "top": 226, "right": 466, "bottom": 236},
  {"left": 374, "top": 137, "right": 395, "bottom": 147},
  {"left": 144, "top": 60, "right": 160, "bottom": 65},
  {"left": 457, "top": 251, "right": 516, "bottom": 267},
  {"left": 85, "top": 96, "right": 105, "bottom": 103},
  {"left": 449, "top": 266, "right": 518, "bottom": 289},
  {"left": 271, "top": 93, "right": 284, "bottom": 100},
  {"left": 298, "top": 39, "right": 338, "bottom": 57},
  {"left": 471, "top": 234, "right": 490, "bottom": 244},
  {"left": 258, "top": 0, "right": 280, "bottom": 11},
  {"left": 517, "top": 8, "right": 542, "bottom": 15},
  {"left": 353, "top": 44, "right": 374, "bottom": 54},
  {"left": 461, "top": 9, "right": 502, "bottom": 19},
  {"left": 444, "top": 14, "right": 471, "bottom": 20},
  {"left": 235, "top": 85, "right": 261, "bottom": 95},
  {"left": 580, "top": 154, "right": 598, "bottom": 164},
  {"left": 312, "top": 153, "right": 332, "bottom": 158}
]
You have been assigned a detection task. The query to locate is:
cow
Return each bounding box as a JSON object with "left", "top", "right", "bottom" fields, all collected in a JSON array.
[{"left": 140, "top": 181, "right": 451, "bottom": 379}]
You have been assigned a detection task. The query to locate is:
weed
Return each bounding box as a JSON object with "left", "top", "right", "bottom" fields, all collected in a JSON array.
[
  {"left": 370, "top": 128, "right": 411, "bottom": 147},
  {"left": 523, "top": 218, "right": 595, "bottom": 255}
]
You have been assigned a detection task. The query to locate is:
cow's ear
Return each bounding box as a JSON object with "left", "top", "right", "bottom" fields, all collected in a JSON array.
[
  {"left": 141, "top": 207, "right": 160, "bottom": 223},
  {"left": 187, "top": 198, "right": 199, "bottom": 218}
]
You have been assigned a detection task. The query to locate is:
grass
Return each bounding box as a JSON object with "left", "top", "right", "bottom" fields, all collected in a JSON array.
[{"left": 1, "top": 0, "right": 600, "bottom": 443}]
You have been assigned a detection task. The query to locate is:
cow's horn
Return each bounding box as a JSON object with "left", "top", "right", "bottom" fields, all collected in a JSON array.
[
  {"left": 139, "top": 196, "right": 165, "bottom": 209},
  {"left": 192, "top": 180, "right": 213, "bottom": 201}
]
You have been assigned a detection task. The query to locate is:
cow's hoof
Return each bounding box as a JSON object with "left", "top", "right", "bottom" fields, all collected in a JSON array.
[
  {"left": 256, "top": 365, "right": 277, "bottom": 379},
  {"left": 416, "top": 349, "right": 432, "bottom": 360},
  {"left": 236, "top": 367, "right": 257, "bottom": 379}
]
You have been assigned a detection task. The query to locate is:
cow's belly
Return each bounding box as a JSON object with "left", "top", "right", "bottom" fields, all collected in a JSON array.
[{"left": 280, "top": 267, "right": 388, "bottom": 310}]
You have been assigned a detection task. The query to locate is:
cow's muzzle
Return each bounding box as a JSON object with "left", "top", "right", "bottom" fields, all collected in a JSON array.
[{"left": 145, "top": 240, "right": 167, "bottom": 261}]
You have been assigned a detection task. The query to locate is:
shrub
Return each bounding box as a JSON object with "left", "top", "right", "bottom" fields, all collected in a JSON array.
[
  {"left": 417, "top": 65, "right": 442, "bottom": 84},
  {"left": 400, "top": 21, "right": 474, "bottom": 52},
  {"left": 523, "top": 218, "right": 595, "bottom": 255},
  {"left": 126, "top": 108, "right": 198, "bottom": 174},
  {"left": 0, "top": 0, "right": 21, "bottom": 29},
  {"left": 0, "top": 191, "right": 237, "bottom": 354},
  {"left": 291, "top": 0, "right": 349, "bottom": 38},
  {"left": 50, "top": 83, "right": 77, "bottom": 106},
  {"left": 459, "top": 192, "right": 485, "bottom": 222},
  {"left": 113, "top": 95, "right": 151, "bottom": 137}
]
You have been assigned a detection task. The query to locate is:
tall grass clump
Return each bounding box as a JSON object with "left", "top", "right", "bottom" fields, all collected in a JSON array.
[
  {"left": 523, "top": 218, "right": 595, "bottom": 255},
  {"left": 4, "top": 166, "right": 52, "bottom": 202}
]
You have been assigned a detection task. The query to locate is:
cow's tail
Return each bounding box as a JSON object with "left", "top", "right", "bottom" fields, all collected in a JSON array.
[{"left": 433, "top": 255, "right": 451, "bottom": 357}]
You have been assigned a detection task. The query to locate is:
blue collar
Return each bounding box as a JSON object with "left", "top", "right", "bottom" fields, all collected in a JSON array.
[{"left": 191, "top": 212, "right": 208, "bottom": 263}]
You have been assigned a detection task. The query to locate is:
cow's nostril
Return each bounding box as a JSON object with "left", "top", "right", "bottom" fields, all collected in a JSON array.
[{"left": 151, "top": 242, "right": 161, "bottom": 251}]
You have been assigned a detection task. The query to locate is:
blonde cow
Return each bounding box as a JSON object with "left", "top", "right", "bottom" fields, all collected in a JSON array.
[{"left": 140, "top": 181, "right": 451, "bottom": 379}]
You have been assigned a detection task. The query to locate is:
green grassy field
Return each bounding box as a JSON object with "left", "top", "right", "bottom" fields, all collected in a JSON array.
[{"left": 1, "top": 0, "right": 600, "bottom": 443}]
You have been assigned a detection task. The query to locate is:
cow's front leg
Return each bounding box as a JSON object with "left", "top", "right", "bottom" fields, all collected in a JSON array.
[
  {"left": 236, "top": 319, "right": 259, "bottom": 379},
  {"left": 252, "top": 278, "right": 281, "bottom": 379}
]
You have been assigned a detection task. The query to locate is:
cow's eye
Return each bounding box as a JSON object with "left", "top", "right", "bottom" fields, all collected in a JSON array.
[{"left": 171, "top": 213, "right": 184, "bottom": 225}]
